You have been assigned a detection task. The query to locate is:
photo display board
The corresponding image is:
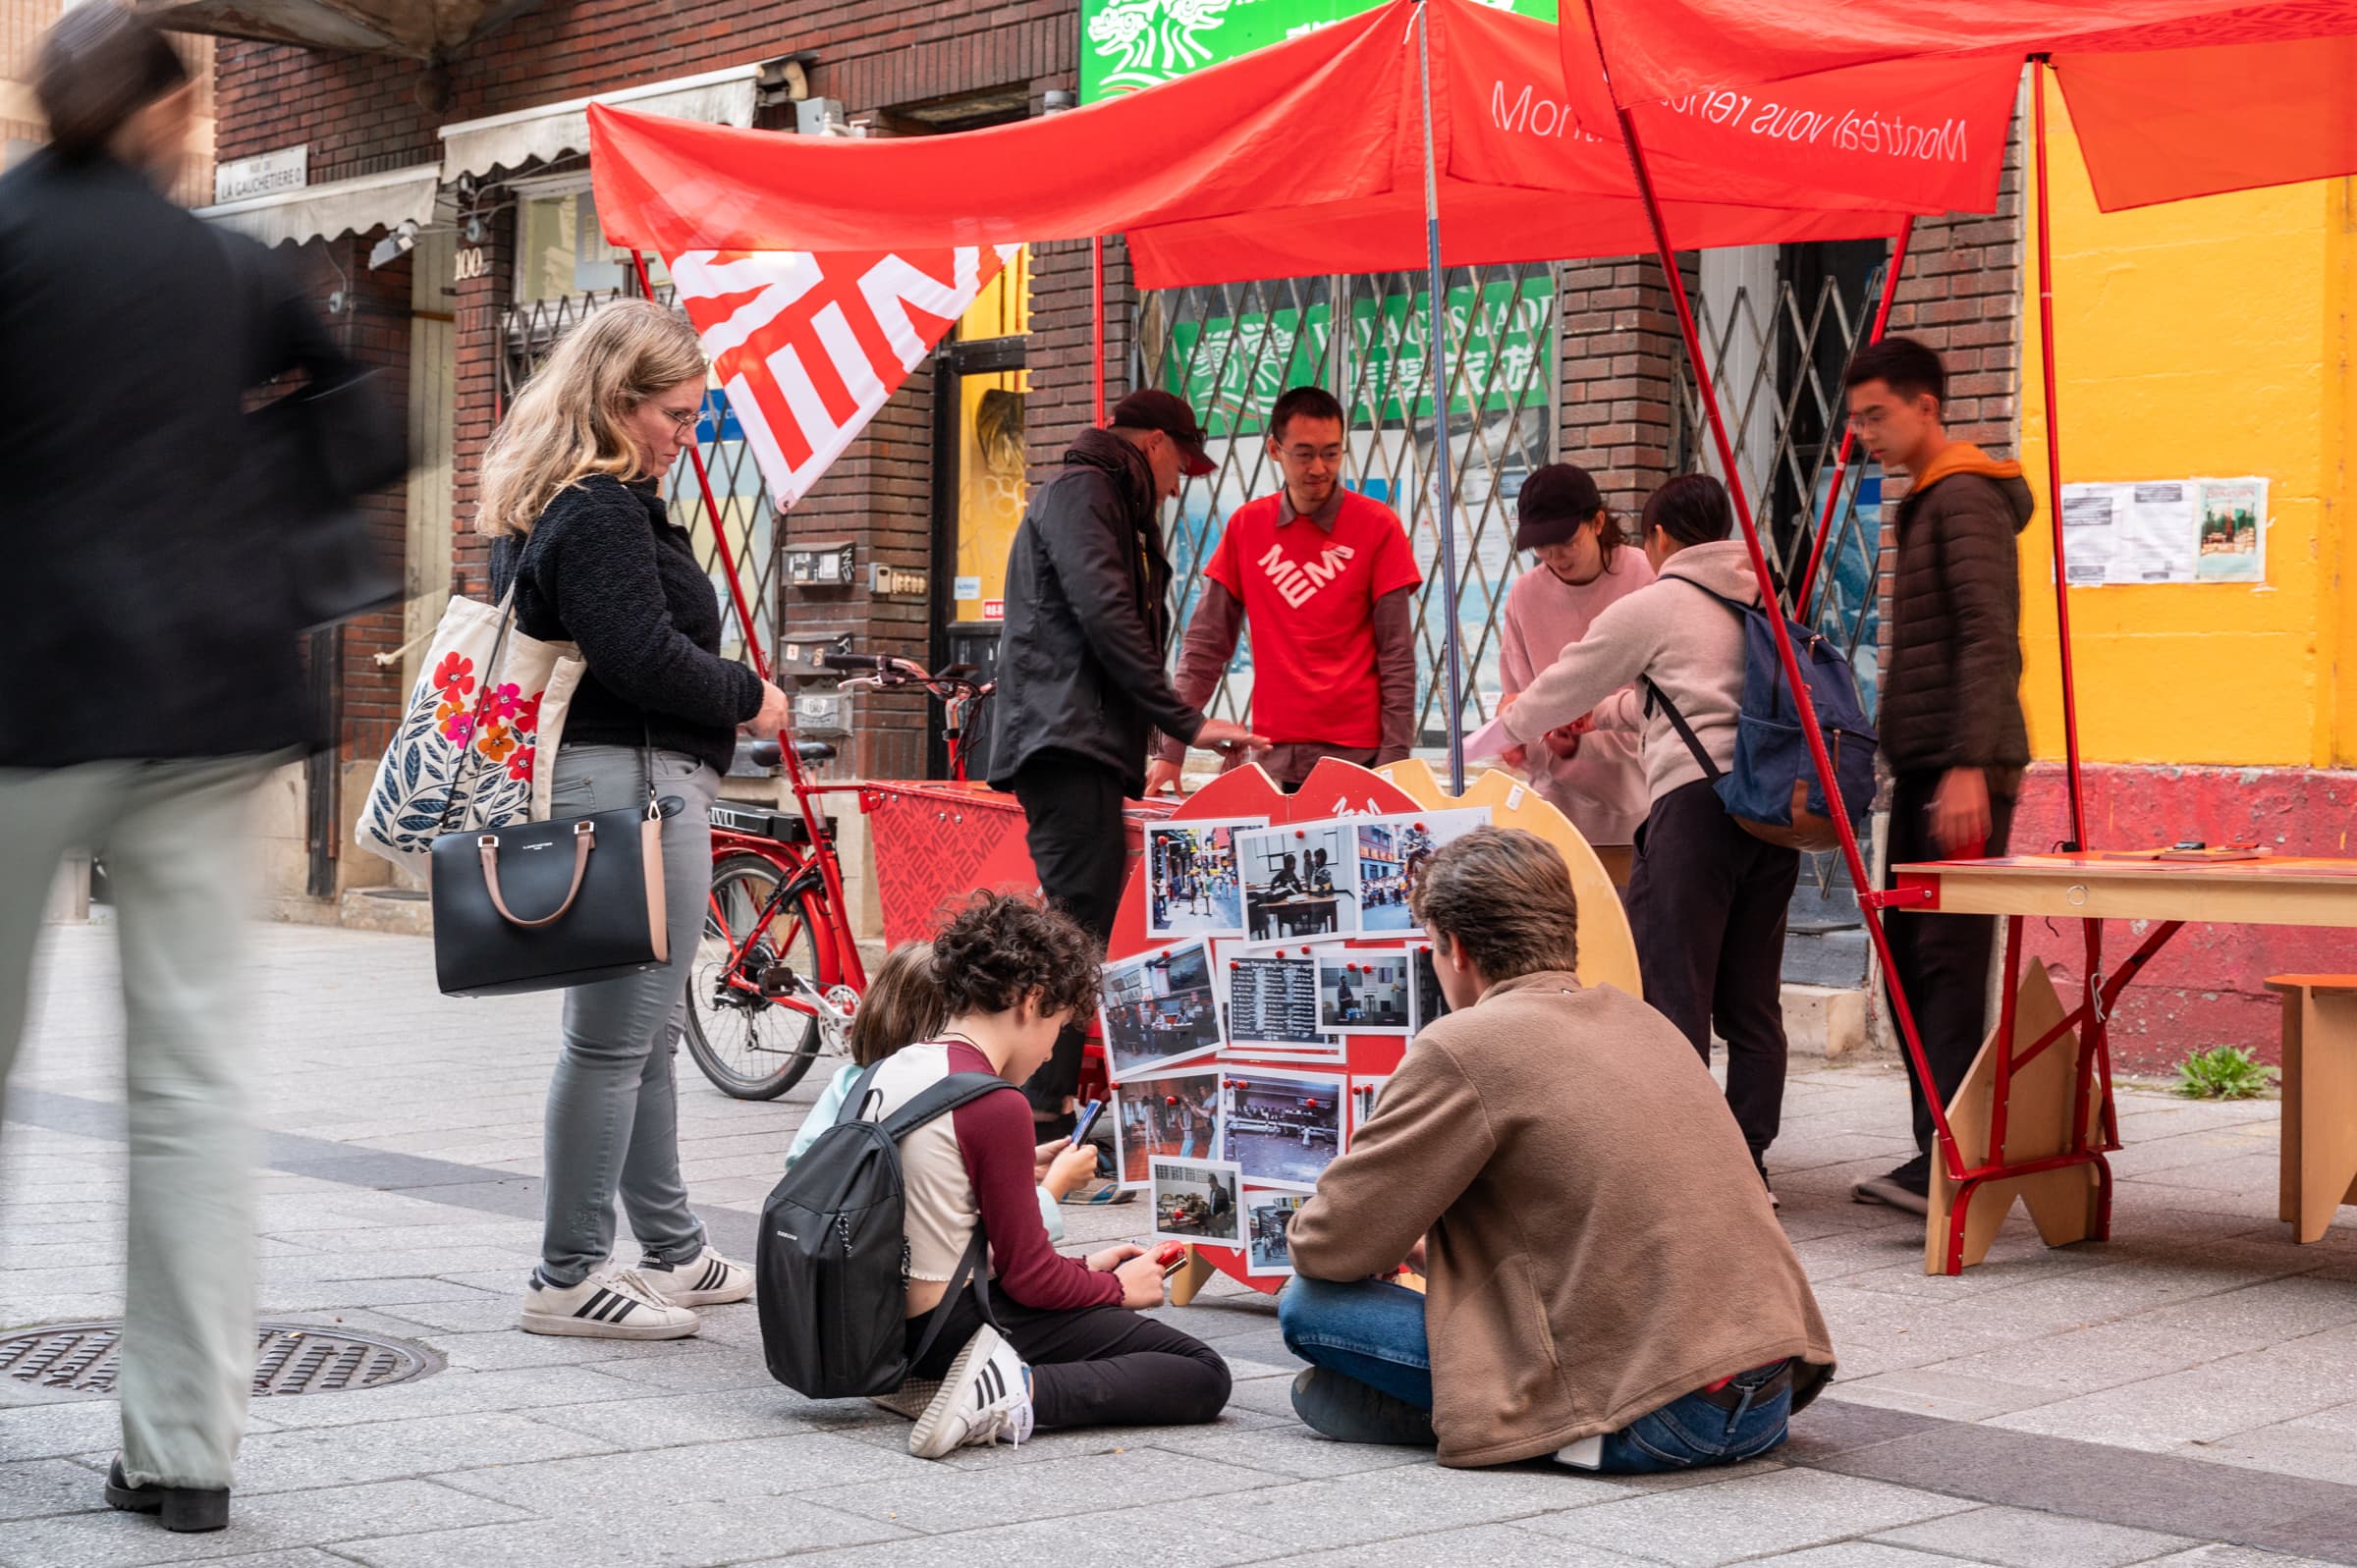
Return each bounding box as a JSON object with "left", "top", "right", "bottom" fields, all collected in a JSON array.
[{"left": 1102, "top": 760, "right": 1505, "bottom": 1295}]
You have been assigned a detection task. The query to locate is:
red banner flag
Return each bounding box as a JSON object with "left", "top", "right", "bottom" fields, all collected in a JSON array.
[{"left": 666, "top": 243, "right": 1021, "bottom": 508}]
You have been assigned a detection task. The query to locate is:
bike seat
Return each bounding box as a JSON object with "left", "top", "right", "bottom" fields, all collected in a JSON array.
[
  {"left": 795, "top": 740, "right": 837, "bottom": 763},
  {"left": 747, "top": 740, "right": 782, "bottom": 768}
]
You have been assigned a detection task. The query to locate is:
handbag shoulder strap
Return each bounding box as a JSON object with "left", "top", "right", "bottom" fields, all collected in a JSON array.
[{"left": 434, "top": 592, "right": 522, "bottom": 838}]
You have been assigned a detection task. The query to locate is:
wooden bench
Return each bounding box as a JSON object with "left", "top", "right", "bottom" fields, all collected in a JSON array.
[{"left": 2268, "top": 974, "right": 2357, "bottom": 1244}]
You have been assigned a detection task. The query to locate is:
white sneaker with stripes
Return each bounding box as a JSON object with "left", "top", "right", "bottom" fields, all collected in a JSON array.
[
  {"left": 637, "top": 1246, "right": 754, "bottom": 1307},
  {"left": 908, "top": 1326, "right": 1034, "bottom": 1459},
  {"left": 519, "top": 1265, "right": 700, "bottom": 1340}
]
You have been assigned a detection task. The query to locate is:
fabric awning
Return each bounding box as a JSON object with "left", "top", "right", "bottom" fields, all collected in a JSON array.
[
  {"left": 194, "top": 161, "right": 443, "bottom": 247},
  {"left": 1572, "top": 0, "right": 2357, "bottom": 210},
  {"left": 588, "top": 0, "right": 1917, "bottom": 289},
  {"left": 440, "top": 61, "right": 762, "bottom": 184}
]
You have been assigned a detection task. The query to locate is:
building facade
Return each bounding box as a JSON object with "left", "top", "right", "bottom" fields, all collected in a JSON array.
[{"left": 188, "top": 1, "right": 2350, "bottom": 1073}]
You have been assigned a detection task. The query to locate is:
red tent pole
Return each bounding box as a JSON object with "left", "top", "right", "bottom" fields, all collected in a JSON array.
[
  {"left": 631, "top": 249, "right": 771, "bottom": 684},
  {"left": 2033, "top": 59, "right": 2090, "bottom": 851},
  {"left": 1794, "top": 216, "right": 1914, "bottom": 622},
  {"left": 1611, "top": 108, "right": 1966, "bottom": 1174},
  {"left": 1092, "top": 235, "right": 1108, "bottom": 425}
]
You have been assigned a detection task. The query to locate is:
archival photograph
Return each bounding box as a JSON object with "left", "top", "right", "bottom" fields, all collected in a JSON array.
[
  {"left": 1098, "top": 941, "right": 1222, "bottom": 1080},
  {"left": 1219, "top": 1068, "right": 1346, "bottom": 1189},
  {"left": 1237, "top": 821, "right": 1358, "bottom": 944}
]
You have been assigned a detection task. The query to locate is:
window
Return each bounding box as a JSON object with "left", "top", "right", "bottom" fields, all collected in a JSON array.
[{"left": 514, "top": 181, "right": 666, "bottom": 302}]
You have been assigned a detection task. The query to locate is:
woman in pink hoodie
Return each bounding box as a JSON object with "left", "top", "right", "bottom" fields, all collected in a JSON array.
[
  {"left": 1498, "top": 464, "right": 1655, "bottom": 848},
  {"left": 1500, "top": 473, "right": 1798, "bottom": 1197}
]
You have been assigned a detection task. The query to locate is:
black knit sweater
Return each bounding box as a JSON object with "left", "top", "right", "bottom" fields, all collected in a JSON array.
[{"left": 490, "top": 473, "right": 763, "bottom": 778}]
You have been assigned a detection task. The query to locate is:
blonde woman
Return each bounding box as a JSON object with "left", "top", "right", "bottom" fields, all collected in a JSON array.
[{"left": 481, "top": 299, "right": 789, "bottom": 1339}]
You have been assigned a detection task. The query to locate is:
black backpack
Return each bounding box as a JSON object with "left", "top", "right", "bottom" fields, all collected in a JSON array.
[{"left": 756, "top": 1064, "right": 1014, "bottom": 1398}]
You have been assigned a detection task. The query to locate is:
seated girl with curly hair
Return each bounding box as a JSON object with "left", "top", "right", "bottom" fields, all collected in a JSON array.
[{"left": 819, "top": 892, "right": 1231, "bottom": 1458}]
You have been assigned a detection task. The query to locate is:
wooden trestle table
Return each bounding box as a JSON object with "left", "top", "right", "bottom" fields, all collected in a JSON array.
[{"left": 1882, "top": 854, "right": 2357, "bottom": 1274}]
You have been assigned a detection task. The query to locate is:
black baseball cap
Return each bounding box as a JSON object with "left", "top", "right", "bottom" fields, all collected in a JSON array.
[
  {"left": 1109, "top": 388, "right": 1216, "bottom": 476},
  {"left": 1514, "top": 462, "right": 1607, "bottom": 549}
]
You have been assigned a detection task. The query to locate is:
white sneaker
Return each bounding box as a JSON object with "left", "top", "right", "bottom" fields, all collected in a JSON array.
[
  {"left": 908, "top": 1327, "right": 1034, "bottom": 1458},
  {"left": 519, "top": 1265, "right": 700, "bottom": 1340},
  {"left": 637, "top": 1246, "right": 753, "bottom": 1307}
]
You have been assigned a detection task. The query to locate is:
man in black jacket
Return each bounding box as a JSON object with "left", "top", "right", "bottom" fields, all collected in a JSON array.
[
  {"left": 990, "top": 391, "right": 1263, "bottom": 1124},
  {"left": 1842, "top": 338, "right": 2036, "bottom": 1215}
]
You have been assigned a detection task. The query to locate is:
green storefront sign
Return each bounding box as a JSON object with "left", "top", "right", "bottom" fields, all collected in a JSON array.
[
  {"left": 1166, "top": 276, "right": 1554, "bottom": 437},
  {"left": 1081, "top": 0, "right": 1557, "bottom": 104}
]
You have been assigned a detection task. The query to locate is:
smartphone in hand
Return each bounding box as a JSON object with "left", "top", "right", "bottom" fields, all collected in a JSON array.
[{"left": 1069, "top": 1099, "right": 1105, "bottom": 1147}]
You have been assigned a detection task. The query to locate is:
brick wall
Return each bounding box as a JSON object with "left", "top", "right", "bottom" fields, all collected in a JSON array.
[
  {"left": 1557, "top": 255, "right": 1694, "bottom": 523},
  {"left": 1025, "top": 235, "right": 1130, "bottom": 485}
]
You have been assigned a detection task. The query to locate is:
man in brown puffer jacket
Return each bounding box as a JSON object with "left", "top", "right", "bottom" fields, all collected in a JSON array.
[{"left": 1842, "top": 338, "right": 2036, "bottom": 1214}]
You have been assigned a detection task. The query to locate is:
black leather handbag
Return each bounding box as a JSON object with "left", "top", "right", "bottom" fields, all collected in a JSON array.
[{"left": 426, "top": 617, "right": 669, "bottom": 998}]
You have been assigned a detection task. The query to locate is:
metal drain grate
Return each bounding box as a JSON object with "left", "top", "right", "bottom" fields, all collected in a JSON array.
[{"left": 0, "top": 1322, "right": 436, "bottom": 1397}]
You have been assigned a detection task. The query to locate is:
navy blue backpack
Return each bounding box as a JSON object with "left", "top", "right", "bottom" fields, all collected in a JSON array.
[{"left": 1644, "top": 582, "right": 1878, "bottom": 853}]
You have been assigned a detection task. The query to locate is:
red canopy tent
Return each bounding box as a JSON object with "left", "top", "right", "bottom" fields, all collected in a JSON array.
[
  {"left": 1557, "top": 0, "right": 2357, "bottom": 1267},
  {"left": 590, "top": 0, "right": 1930, "bottom": 787}
]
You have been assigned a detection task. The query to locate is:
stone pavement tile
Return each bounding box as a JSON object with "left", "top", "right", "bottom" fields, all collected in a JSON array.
[
  {"left": 0, "top": 1479, "right": 529, "bottom": 1568},
  {"left": 1825, "top": 1369, "right": 2061, "bottom": 1422},
  {"left": 0, "top": 1399, "right": 139, "bottom": 1461},
  {"left": 225, "top": 1365, "right": 659, "bottom": 1432},
  {"left": 572, "top": 1348, "right": 804, "bottom": 1396},
  {"left": 1810, "top": 1423, "right": 2352, "bottom": 1545},
  {"left": 228, "top": 1411, "right": 616, "bottom": 1494},
  {"left": 1987, "top": 1329, "right": 2357, "bottom": 1450},
  {"left": 433, "top": 1430, "right": 907, "bottom": 1507},
  {"left": 0, "top": 1292, "right": 128, "bottom": 1326},
  {"left": 250, "top": 1278, "right": 505, "bottom": 1315},
  {"left": 255, "top": 1246, "right": 524, "bottom": 1285},
  {"left": 816, "top": 1445, "right": 1289, "bottom": 1534},
  {"left": 523, "top": 1385, "right": 831, "bottom": 1447},
  {"left": 1515, "top": 1469, "right": 1969, "bottom": 1567},
  {"left": 2139, "top": 1552, "right": 2345, "bottom": 1568},
  {"left": 1741, "top": 1548, "right": 1976, "bottom": 1567},
  {"left": 1871, "top": 1503, "right": 2197, "bottom": 1566},
  {"left": 2188, "top": 1431, "right": 2357, "bottom": 1487},
  {"left": 729, "top": 1501, "right": 1274, "bottom": 1568},
  {"left": 0, "top": 1455, "right": 107, "bottom": 1520},
  {"left": 333, "top": 1491, "right": 912, "bottom": 1568},
  {"left": 271, "top": 1220, "right": 532, "bottom": 1255},
  {"left": 1252, "top": 1521, "right": 1658, "bottom": 1567},
  {"left": 1145, "top": 1423, "right": 1440, "bottom": 1481},
  {"left": 357, "top": 1292, "right": 527, "bottom": 1334},
  {"left": 416, "top": 1327, "right": 691, "bottom": 1374},
  {"left": 1154, "top": 1462, "right": 1625, "bottom": 1553}
]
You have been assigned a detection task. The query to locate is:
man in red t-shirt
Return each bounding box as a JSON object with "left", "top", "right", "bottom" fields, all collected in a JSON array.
[{"left": 1147, "top": 386, "right": 1423, "bottom": 794}]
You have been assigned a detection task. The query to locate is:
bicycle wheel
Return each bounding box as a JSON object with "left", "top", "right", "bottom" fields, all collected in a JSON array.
[{"left": 684, "top": 853, "right": 833, "bottom": 1101}]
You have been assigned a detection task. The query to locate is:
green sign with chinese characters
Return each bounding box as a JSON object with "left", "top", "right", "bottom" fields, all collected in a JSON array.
[
  {"left": 1166, "top": 275, "right": 1555, "bottom": 436},
  {"left": 1080, "top": 0, "right": 1558, "bottom": 104}
]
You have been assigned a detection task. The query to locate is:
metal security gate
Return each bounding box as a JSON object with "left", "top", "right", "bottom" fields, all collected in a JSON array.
[
  {"left": 1672, "top": 243, "right": 1896, "bottom": 715},
  {"left": 497, "top": 285, "right": 782, "bottom": 667},
  {"left": 1139, "top": 262, "right": 1559, "bottom": 751}
]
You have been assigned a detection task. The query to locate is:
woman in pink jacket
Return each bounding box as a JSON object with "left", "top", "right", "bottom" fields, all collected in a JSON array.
[{"left": 1498, "top": 464, "right": 1655, "bottom": 849}]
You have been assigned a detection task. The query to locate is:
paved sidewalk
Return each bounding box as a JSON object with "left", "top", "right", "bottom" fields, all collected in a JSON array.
[{"left": 3, "top": 923, "right": 2355, "bottom": 1567}]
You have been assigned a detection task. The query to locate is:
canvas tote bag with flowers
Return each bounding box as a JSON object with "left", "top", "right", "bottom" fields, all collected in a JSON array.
[{"left": 356, "top": 591, "right": 586, "bottom": 863}]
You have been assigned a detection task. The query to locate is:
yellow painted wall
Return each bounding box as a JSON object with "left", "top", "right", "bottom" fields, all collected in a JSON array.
[{"left": 2019, "top": 81, "right": 2353, "bottom": 768}]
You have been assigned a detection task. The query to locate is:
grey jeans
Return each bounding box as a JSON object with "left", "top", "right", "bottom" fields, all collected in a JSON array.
[
  {"left": 537, "top": 743, "right": 718, "bottom": 1286},
  {"left": 0, "top": 755, "right": 270, "bottom": 1490}
]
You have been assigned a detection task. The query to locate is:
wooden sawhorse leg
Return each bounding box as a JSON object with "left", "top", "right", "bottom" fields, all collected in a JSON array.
[
  {"left": 1928, "top": 957, "right": 2107, "bottom": 1273},
  {"left": 2269, "top": 977, "right": 2357, "bottom": 1243}
]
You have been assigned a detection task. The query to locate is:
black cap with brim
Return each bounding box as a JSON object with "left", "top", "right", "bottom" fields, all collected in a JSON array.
[
  {"left": 1514, "top": 462, "right": 1606, "bottom": 549},
  {"left": 1110, "top": 388, "right": 1217, "bottom": 476}
]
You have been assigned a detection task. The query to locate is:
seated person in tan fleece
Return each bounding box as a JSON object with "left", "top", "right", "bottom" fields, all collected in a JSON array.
[{"left": 1278, "top": 827, "right": 1836, "bottom": 1470}]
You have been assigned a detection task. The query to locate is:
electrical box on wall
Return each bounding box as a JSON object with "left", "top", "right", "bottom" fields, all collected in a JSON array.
[
  {"left": 794, "top": 690, "right": 850, "bottom": 736},
  {"left": 775, "top": 633, "right": 853, "bottom": 676},
  {"left": 786, "top": 542, "right": 856, "bottom": 587}
]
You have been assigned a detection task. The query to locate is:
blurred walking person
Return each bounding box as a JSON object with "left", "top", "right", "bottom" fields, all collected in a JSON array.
[{"left": 0, "top": 8, "right": 384, "bottom": 1534}]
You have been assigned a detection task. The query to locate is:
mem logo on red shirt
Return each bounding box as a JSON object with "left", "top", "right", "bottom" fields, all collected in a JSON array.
[{"left": 1205, "top": 489, "right": 1422, "bottom": 750}]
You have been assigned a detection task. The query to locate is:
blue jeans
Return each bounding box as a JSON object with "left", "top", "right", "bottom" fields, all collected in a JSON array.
[{"left": 1278, "top": 1275, "right": 1793, "bottom": 1473}]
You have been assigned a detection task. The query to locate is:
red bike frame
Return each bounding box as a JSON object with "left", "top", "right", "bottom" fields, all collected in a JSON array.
[{"left": 630, "top": 249, "right": 869, "bottom": 1005}]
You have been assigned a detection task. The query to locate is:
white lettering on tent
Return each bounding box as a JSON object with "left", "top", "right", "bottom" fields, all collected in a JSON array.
[
  {"left": 1659, "top": 86, "right": 1970, "bottom": 166},
  {"left": 1489, "top": 81, "right": 1606, "bottom": 143}
]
